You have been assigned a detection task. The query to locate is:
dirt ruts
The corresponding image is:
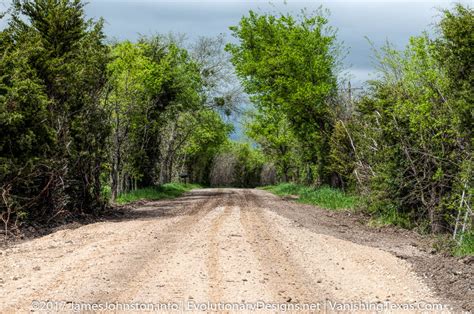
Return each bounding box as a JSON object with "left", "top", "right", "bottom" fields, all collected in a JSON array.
[{"left": 0, "top": 188, "right": 471, "bottom": 312}]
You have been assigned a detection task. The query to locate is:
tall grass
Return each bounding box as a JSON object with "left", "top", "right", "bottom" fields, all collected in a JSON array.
[
  {"left": 367, "top": 207, "right": 414, "bottom": 230},
  {"left": 262, "top": 183, "right": 359, "bottom": 210},
  {"left": 454, "top": 232, "right": 474, "bottom": 256},
  {"left": 115, "top": 183, "right": 200, "bottom": 204}
]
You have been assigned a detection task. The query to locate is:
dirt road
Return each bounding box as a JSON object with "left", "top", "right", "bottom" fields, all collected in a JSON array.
[{"left": 0, "top": 189, "right": 470, "bottom": 312}]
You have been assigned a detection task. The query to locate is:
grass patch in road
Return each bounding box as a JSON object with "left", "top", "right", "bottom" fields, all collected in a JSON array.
[
  {"left": 262, "top": 183, "right": 358, "bottom": 210},
  {"left": 116, "top": 183, "right": 201, "bottom": 204}
]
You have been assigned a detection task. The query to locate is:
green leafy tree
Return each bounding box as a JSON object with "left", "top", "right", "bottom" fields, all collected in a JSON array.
[
  {"left": 105, "top": 36, "right": 227, "bottom": 195},
  {"left": 106, "top": 41, "right": 153, "bottom": 199},
  {"left": 245, "top": 107, "right": 302, "bottom": 182},
  {"left": 328, "top": 120, "right": 356, "bottom": 190},
  {"left": 226, "top": 9, "right": 340, "bottom": 184},
  {"left": 181, "top": 110, "right": 233, "bottom": 185},
  {"left": 436, "top": 4, "right": 473, "bottom": 136},
  {"left": 1, "top": 0, "right": 110, "bottom": 226},
  {"left": 133, "top": 37, "right": 203, "bottom": 187}
]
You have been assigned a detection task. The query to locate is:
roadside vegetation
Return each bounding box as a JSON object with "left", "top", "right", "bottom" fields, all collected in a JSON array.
[
  {"left": 115, "top": 183, "right": 200, "bottom": 205},
  {"left": 454, "top": 232, "right": 474, "bottom": 256},
  {"left": 227, "top": 5, "right": 473, "bottom": 254},
  {"left": 0, "top": 0, "right": 237, "bottom": 234},
  {"left": 262, "top": 184, "right": 358, "bottom": 210}
]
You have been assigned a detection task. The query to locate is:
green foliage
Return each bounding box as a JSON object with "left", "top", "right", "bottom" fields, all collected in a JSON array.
[
  {"left": 105, "top": 36, "right": 222, "bottom": 198},
  {"left": 353, "top": 6, "right": 473, "bottom": 235},
  {"left": 436, "top": 4, "right": 473, "bottom": 133},
  {"left": 1, "top": 0, "right": 471, "bottom": 257},
  {"left": 1, "top": 1, "right": 231, "bottom": 228},
  {"left": 233, "top": 142, "right": 265, "bottom": 187},
  {"left": 454, "top": 232, "right": 474, "bottom": 256},
  {"left": 367, "top": 207, "right": 414, "bottom": 230},
  {"left": 227, "top": 8, "right": 340, "bottom": 184},
  {"left": 115, "top": 183, "right": 201, "bottom": 204},
  {"left": 429, "top": 232, "right": 474, "bottom": 257},
  {"left": 106, "top": 39, "right": 167, "bottom": 197},
  {"left": 263, "top": 183, "right": 358, "bottom": 210},
  {"left": 328, "top": 120, "right": 356, "bottom": 190},
  {"left": 1, "top": 0, "right": 110, "bottom": 224},
  {"left": 245, "top": 107, "right": 302, "bottom": 182},
  {"left": 356, "top": 35, "right": 464, "bottom": 231},
  {"left": 238, "top": 4, "right": 472, "bottom": 251},
  {"left": 182, "top": 110, "right": 233, "bottom": 185}
]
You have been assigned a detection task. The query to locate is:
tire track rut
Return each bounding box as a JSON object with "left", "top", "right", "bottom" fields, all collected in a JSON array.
[{"left": 0, "top": 188, "right": 442, "bottom": 312}]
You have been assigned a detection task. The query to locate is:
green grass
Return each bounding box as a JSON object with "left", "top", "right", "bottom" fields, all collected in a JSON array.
[
  {"left": 115, "top": 183, "right": 201, "bottom": 204},
  {"left": 367, "top": 209, "right": 414, "bottom": 230},
  {"left": 262, "top": 183, "right": 359, "bottom": 210},
  {"left": 454, "top": 232, "right": 474, "bottom": 256}
]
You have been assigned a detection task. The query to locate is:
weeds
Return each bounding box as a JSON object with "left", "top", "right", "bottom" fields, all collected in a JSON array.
[
  {"left": 262, "top": 183, "right": 359, "bottom": 210},
  {"left": 454, "top": 232, "right": 474, "bottom": 256},
  {"left": 367, "top": 209, "right": 414, "bottom": 230},
  {"left": 115, "top": 183, "right": 200, "bottom": 204}
]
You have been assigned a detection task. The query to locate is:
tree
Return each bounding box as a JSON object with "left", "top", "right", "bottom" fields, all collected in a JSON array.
[
  {"left": 245, "top": 107, "right": 302, "bottom": 182},
  {"left": 180, "top": 109, "right": 233, "bottom": 185},
  {"left": 436, "top": 4, "right": 473, "bottom": 136},
  {"left": 1, "top": 0, "right": 110, "bottom": 228},
  {"left": 105, "top": 36, "right": 231, "bottom": 195},
  {"left": 134, "top": 37, "right": 203, "bottom": 187},
  {"left": 226, "top": 8, "right": 340, "bottom": 184},
  {"left": 328, "top": 120, "right": 356, "bottom": 190},
  {"left": 106, "top": 41, "right": 152, "bottom": 200},
  {"left": 191, "top": 34, "right": 244, "bottom": 115}
]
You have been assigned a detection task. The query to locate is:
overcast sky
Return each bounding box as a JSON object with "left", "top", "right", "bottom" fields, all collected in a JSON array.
[{"left": 0, "top": 0, "right": 468, "bottom": 85}]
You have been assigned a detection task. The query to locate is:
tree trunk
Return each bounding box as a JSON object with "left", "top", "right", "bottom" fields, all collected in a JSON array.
[{"left": 429, "top": 187, "right": 443, "bottom": 233}]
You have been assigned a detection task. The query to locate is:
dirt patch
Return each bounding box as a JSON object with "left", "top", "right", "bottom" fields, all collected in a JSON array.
[{"left": 0, "top": 208, "right": 127, "bottom": 249}]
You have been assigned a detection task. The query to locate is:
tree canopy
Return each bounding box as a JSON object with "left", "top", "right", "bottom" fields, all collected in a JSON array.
[{"left": 226, "top": 9, "right": 340, "bottom": 184}]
